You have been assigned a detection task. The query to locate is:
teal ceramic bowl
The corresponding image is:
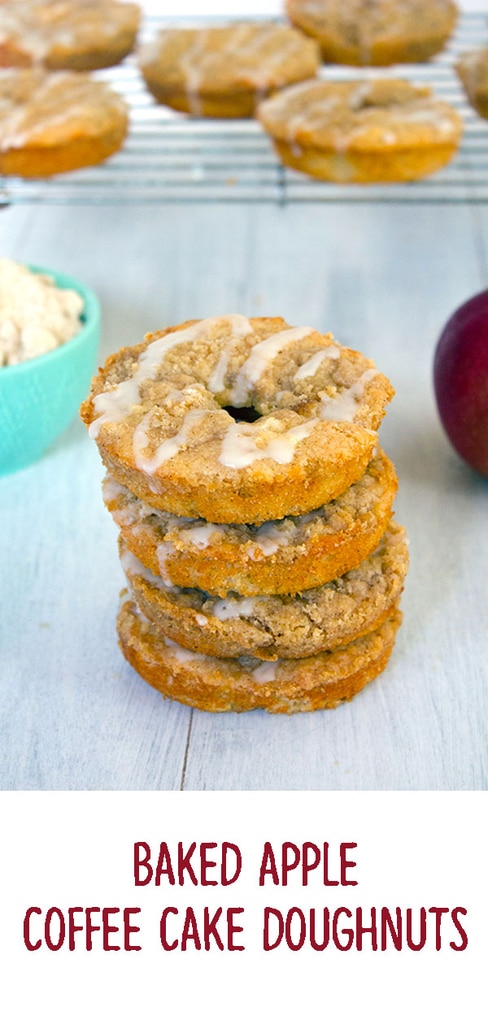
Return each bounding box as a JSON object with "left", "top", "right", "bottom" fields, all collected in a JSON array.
[{"left": 0, "top": 266, "right": 100, "bottom": 476}]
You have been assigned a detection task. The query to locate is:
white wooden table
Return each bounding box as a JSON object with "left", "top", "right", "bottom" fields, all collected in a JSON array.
[{"left": 1, "top": 10, "right": 487, "bottom": 792}]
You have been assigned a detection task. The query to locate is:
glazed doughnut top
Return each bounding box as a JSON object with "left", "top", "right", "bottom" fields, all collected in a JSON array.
[
  {"left": 138, "top": 21, "right": 320, "bottom": 95},
  {"left": 0, "top": 0, "right": 141, "bottom": 69},
  {"left": 81, "top": 316, "right": 394, "bottom": 523},
  {"left": 257, "top": 78, "right": 463, "bottom": 153},
  {"left": 0, "top": 66, "right": 128, "bottom": 151},
  {"left": 285, "top": 0, "right": 458, "bottom": 65}
]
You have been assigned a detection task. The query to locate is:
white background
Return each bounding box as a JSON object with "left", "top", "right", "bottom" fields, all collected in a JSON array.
[{"left": 1, "top": 791, "right": 486, "bottom": 1022}]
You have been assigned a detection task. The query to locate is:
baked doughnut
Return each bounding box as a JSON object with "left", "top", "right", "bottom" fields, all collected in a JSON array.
[
  {"left": 285, "top": 0, "right": 458, "bottom": 66},
  {"left": 102, "top": 449, "right": 398, "bottom": 596},
  {"left": 119, "top": 520, "right": 408, "bottom": 661},
  {"left": 456, "top": 49, "right": 488, "bottom": 120},
  {"left": 138, "top": 20, "right": 320, "bottom": 118},
  {"left": 117, "top": 594, "right": 402, "bottom": 713},
  {"left": 0, "top": 67, "right": 128, "bottom": 176},
  {"left": 257, "top": 78, "right": 463, "bottom": 184},
  {"left": 81, "top": 315, "right": 394, "bottom": 524},
  {"left": 0, "top": 0, "right": 141, "bottom": 71}
]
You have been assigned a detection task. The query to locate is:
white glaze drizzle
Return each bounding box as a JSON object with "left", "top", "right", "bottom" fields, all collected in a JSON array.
[
  {"left": 248, "top": 538, "right": 279, "bottom": 557},
  {"left": 220, "top": 365, "right": 377, "bottom": 467},
  {"left": 156, "top": 542, "right": 175, "bottom": 586},
  {"left": 120, "top": 545, "right": 157, "bottom": 585},
  {"left": 177, "top": 21, "right": 310, "bottom": 110},
  {"left": 181, "top": 522, "right": 223, "bottom": 549},
  {"left": 0, "top": 71, "right": 127, "bottom": 150},
  {"left": 230, "top": 325, "right": 313, "bottom": 405},
  {"left": 101, "top": 475, "right": 125, "bottom": 503},
  {"left": 252, "top": 514, "right": 314, "bottom": 554},
  {"left": 319, "top": 368, "right": 378, "bottom": 422},
  {"left": 133, "top": 407, "right": 208, "bottom": 474},
  {"left": 164, "top": 636, "right": 207, "bottom": 663},
  {"left": 0, "top": 0, "right": 138, "bottom": 60},
  {"left": 212, "top": 596, "right": 258, "bottom": 621},
  {"left": 92, "top": 316, "right": 379, "bottom": 475},
  {"left": 219, "top": 418, "right": 317, "bottom": 470},
  {"left": 251, "top": 661, "right": 278, "bottom": 683},
  {"left": 207, "top": 314, "right": 253, "bottom": 394},
  {"left": 179, "top": 28, "right": 212, "bottom": 116},
  {"left": 280, "top": 84, "right": 341, "bottom": 150},
  {"left": 393, "top": 105, "right": 457, "bottom": 134},
  {"left": 293, "top": 345, "right": 340, "bottom": 380},
  {"left": 89, "top": 314, "right": 252, "bottom": 440}
]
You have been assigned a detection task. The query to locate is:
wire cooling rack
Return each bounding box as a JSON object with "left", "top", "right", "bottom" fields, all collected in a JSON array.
[{"left": 1, "top": 11, "right": 487, "bottom": 205}]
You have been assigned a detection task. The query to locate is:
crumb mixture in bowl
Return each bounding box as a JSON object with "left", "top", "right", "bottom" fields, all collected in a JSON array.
[{"left": 0, "top": 257, "right": 84, "bottom": 366}]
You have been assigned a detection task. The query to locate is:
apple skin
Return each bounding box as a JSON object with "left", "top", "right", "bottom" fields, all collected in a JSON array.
[{"left": 433, "top": 290, "right": 488, "bottom": 477}]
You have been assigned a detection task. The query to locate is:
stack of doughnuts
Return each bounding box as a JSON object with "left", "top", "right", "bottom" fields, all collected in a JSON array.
[{"left": 81, "top": 315, "right": 408, "bottom": 713}]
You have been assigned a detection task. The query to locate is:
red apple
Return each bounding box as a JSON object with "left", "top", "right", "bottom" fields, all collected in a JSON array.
[{"left": 433, "top": 289, "right": 488, "bottom": 477}]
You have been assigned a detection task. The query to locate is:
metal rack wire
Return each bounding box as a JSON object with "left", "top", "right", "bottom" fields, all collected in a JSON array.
[{"left": 1, "top": 11, "right": 487, "bottom": 205}]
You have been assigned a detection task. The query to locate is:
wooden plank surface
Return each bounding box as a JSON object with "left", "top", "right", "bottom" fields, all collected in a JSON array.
[{"left": 1, "top": 194, "right": 486, "bottom": 791}]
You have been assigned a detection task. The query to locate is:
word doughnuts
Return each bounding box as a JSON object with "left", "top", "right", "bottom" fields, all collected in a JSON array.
[
  {"left": 138, "top": 21, "right": 320, "bottom": 118},
  {"left": 285, "top": 0, "right": 458, "bottom": 66},
  {"left": 257, "top": 78, "right": 463, "bottom": 184},
  {"left": 0, "top": 0, "right": 141, "bottom": 72},
  {"left": 82, "top": 313, "right": 408, "bottom": 713},
  {"left": 81, "top": 315, "right": 394, "bottom": 524},
  {"left": 0, "top": 67, "right": 128, "bottom": 177}
]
